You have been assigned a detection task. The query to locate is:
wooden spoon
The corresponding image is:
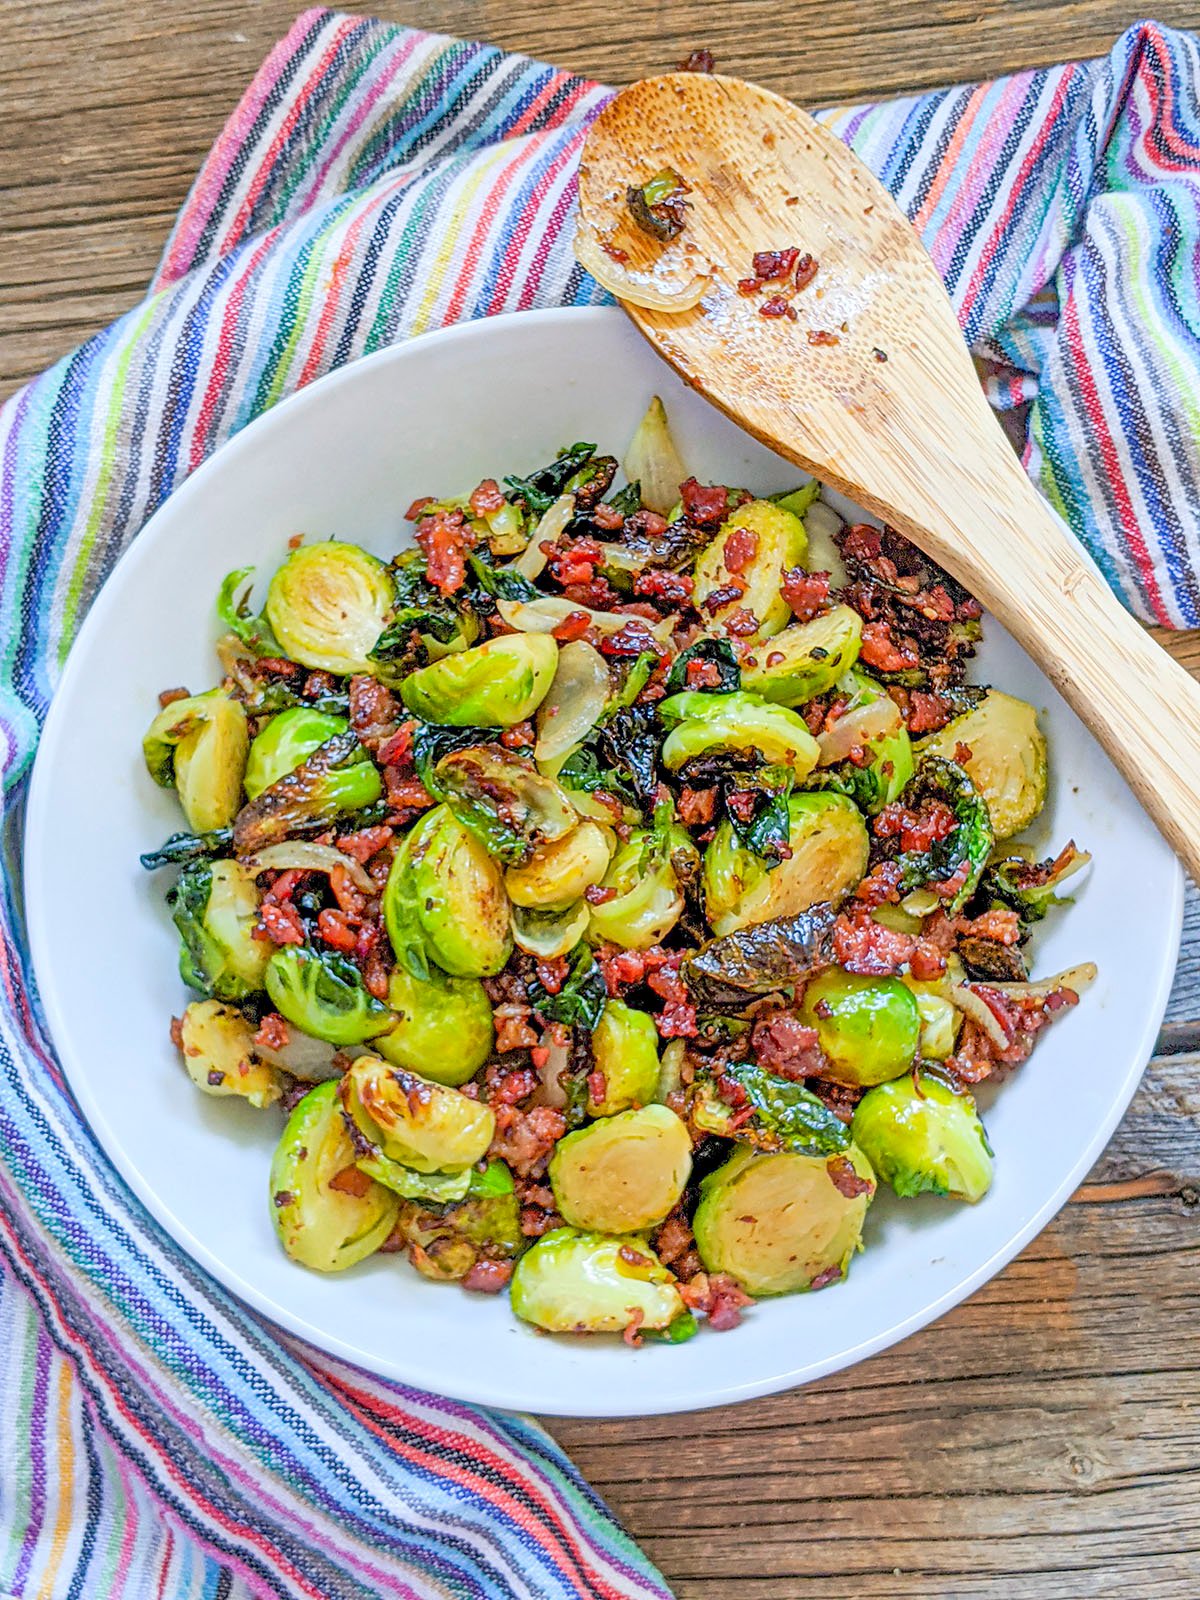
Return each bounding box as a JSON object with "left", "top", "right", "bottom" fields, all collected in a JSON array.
[{"left": 576, "top": 72, "right": 1200, "bottom": 884}]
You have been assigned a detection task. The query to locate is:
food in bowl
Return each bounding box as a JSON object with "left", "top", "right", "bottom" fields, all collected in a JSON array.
[{"left": 140, "top": 399, "right": 1093, "bottom": 1346}]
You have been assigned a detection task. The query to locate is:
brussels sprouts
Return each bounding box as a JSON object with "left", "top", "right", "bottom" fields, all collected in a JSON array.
[
  {"left": 799, "top": 967, "right": 921, "bottom": 1087},
  {"left": 690, "top": 1059, "right": 851, "bottom": 1157},
  {"left": 916, "top": 690, "right": 1047, "bottom": 839},
  {"left": 391, "top": 1162, "right": 524, "bottom": 1281},
  {"left": 809, "top": 668, "right": 914, "bottom": 815},
  {"left": 143, "top": 689, "right": 248, "bottom": 832},
  {"left": 526, "top": 943, "right": 608, "bottom": 1031},
  {"left": 269, "top": 1080, "right": 399, "bottom": 1272},
  {"left": 769, "top": 481, "right": 821, "bottom": 520},
  {"left": 168, "top": 859, "right": 270, "bottom": 1001},
  {"left": 360, "top": 1161, "right": 474, "bottom": 1205},
  {"left": 340, "top": 1054, "right": 495, "bottom": 1175},
  {"left": 587, "top": 825, "right": 697, "bottom": 950},
  {"left": 741, "top": 606, "right": 863, "bottom": 706},
  {"left": 232, "top": 731, "right": 383, "bottom": 853},
  {"left": 504, "top": 821, "right": 614, "bottom": 908},
  {"left": 684, "top": 905, "right": 839, "bottom": 1012},
  {"left": 374, "top": 965, "right": 493, "bottom": 1086},
  {"left": 978, "top": 842, "right": 1089, "bottom": 929},
  {"left": 658, "top": 691, "right": 820, "bottom": 779},
  {"left": 703, "top": 793, "right": 869, "bottom": 938},
  {"left": 903, "top": 982, "right": 960, "bottom": 1060},
  {"left": 400, "top": 634, "right": 558, "bottom": 727},
  {"left": 693, "top": 499, "right": 808, "bottom": 639},
  {"left": 433, "top": 744, "right": 578, "bottom": 866},
  {"left": 589, "top": 1000, "right": 660, "bottom": 1116},
  {"left": 245, "top": 708, "right": 371, "bottom": 802},
  {"left": 176, "top": 999, "right": 282, "bottom": 1108},
  {"left": 383, "top": 804, "right": 512, "bottom": 979},
  {"left": 510, "top": 899, "right": 590, "bottom": 959},
  {"left": 885, "top": 757, "right": 993, "bottom": 913},
  {"left": 264, "top": 944, "right": 395, "bottom": 1047},
  {"left": 851, "top": 1072, "right": 993, "bottom": 1202},
  {"left": 264, "top": 540, "right": 393, "bottom": 675},
  {"left": 510, "top": 1228, "right": 686, "bottom": 1335},
  {"left": 693, "top": 1144, "right": 875, "bottom": 1296},
  {"left": 549, "top": 1103, "right": 692, "bottom": 1234}
]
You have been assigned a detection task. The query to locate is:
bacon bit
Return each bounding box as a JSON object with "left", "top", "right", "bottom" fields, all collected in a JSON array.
[
  {"left": 415, "top": 509, "right": 472, "bottom": 595},
  {"left": 958, "top": 907, "right": 1022, "bottom": 945},
  {"left": 873, "top": 348, "right": 888, "bottom": 362},
  {"left": 810, "top": 1263, "right": 843, "bottom": 1290},
  {"left": 752, "top": 248, "right": 800, "bottom": 281},
  {"left": 932, "top": 860, "right": 972, "bottom": 901},
  {"left": 724, "top": 607, "right": 760, "bottom": 637},
  {"left": 678, "top": 785, "right": 718, "bottom": 826},
  {"left": 681, "top": 659, "right": 718, "bottom": 691},
  {"left": 383, "top": 770, "right": 434, "bottom": 811},
  {"left": 157, "top": 686, "right": 189, "bottom": 708},
  {"left": 494, "top": 1009, "right": 539, "bottom": 1054},
  {"left": 657, "top": 1000, "right": 698, "bottom": 1038},
  {"left": 335, "top": 824, "right": 393, "bottom": 865},
  {"left": 908, "top": 942, "right": 947, "bottom": 981},
  {"left": 534, "top": 956, "right": 569, "bottom": 996},
  {"left": 807, "top": 329, "right": 839, "bottom": 346},
  {"left": 680, "top": 1271, "right": 754, "bottom": 1330},
  {"left": 406, "top": 496, "right": 434, "bottom": 520},
  {"left": 493, "top": 720, "right": 533, "bottom": 752},
  {"left": 469, "top": 478, "right": 506, "bottom": 517},
  {"left": 750, "top": 1013, "right": 823, "bottom": 1080},
  {"left": 703, "top": 580, "right": 746, "bottom": 615},
  {"left": 601, "top": 241, "right": 630, "bottom": 263},
  {"left": 375, "top": 722, "right": 415, "bottom": 770},
  {"left": 875, "top": 798, "right": 957, "bottom": 853},
  {"left": 622, "top": 1308, "right": 646, "bottom": 1349},
  {"left": 462, "top": 1258, "right": 514, "bottom": 1294},
  {"left": 584, "top": 883, "right": 618, "bottom": 906},
  {"left": 260, "top": 901, "right": 305, "bottom": 946},
  {"left": 859, "top": 620, "right": 920, "bottom": 673},
  {"left": 316, "top": 908, "right": 358, "bottom": 952},
  {"left": 904, "top": 690, "right": 955, "bottom": 735},
  {"left": 759, "top": 295, "right": 797, "bottom": 320},
  {"left": 725, "top": 789, "right": 758, "bottom": 825},
  {"left": 329, "top": 1164, "right": 373, "bottom": 1198},
  {"left": 591, "top": 501, "right": 625, "bottom": 531},
  {"left": 832, "top": 907, "right": 915, "bottom": 975},
  {"left": 598, "top": 947, "right": 647, "bottom": 995},
  {"left": 634, "top": 568, "right": 693, "bottom": 605},
  {"left": 737, "top": 277, "right": 762, "bottom": 296},
  {"left": 954, "top": 740, "right": 974, "bottom": 767},
  {"left": 169, "top": 1015, "right": 185, "bottom": 1051},
  {"left": 585, "top": 1070, "right": 608, "bottom": 1107},
  {"left": 489, "top": 1103, "right": 568, "bottom": 1179},
  {"left": 679, "top": 478, "right": 729, "bottom": 528},
  {"left": 780, "top": 567, "right": 831, "bottom": 622},
  {"left": 487, "top": 1064, "right": 540, "bottom": 1107},
  {"left": 551, "top": 609, "right": 593, "bottom": 642},
  {"left": 677, "top": 46, "right": 715, "bottom": 71},
  {"left": 794, "top": 253, "right": 818, "bottom": 291},
  {"left": 599, "top": 620, "right": 667, "bottom": 659},
  {"left": 530, "top": 1045, "right": 551, "bottom": 1072},
  {"left": 826, "top": 1155, "right": 873, "bottom": 1198},
  {"left": 273, "top": 1189, "right": 296, "bottom": 1209}
]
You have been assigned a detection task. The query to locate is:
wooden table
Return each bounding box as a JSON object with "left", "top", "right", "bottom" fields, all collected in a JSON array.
[{"left": 5, "top": 4, "right": 1200, "bottom": 1594}]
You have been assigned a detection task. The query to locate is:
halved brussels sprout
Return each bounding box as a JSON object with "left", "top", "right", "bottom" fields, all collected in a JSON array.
[
  {"left": 269, "top": 1080, "right": 399, "bottom": 1271},
  {"left": 392, "top": 1162, "right": 524, "bottom": 1281},
  {"left": 374, "top": 965, "right": 493, "bottom": 1086},
  {"left": 265, "top": 540, "right": 393, "bottom": 676},
  {"left": 659, "top": 691, "right": 820, "bottom": 779},
  {"left": 852, "top": 1072, "right": 993, "bottom": 1202},
  {"left": 589, "top": 999, "right": 660, "bottom": 1116},
  {"left": 400, "top": 634, "right": 559, "bottom": 727},
  {"left": 264, "top": 945, "right": 395, "bottom": 1047},
  {"left": 510, "top": 1228, "right": 686, "bottom": 1335},
  {"left": 384, "top": 804, "right": 512, "bottom": 978},
  {"left": 359, "top": 1161, "right": 474, "bottom": 1205},
  {"left": 916, "top": 690, "right": 1047, "bottom": 839},
  {"left": 504, "top": 821, "right": 613, "bottom": 909},
  {"left": 902, "top": 979, "right": 961, "bottom": 1061},
  {"left": 692, "top": 1144, "right": 875, "bottom": 1296},
  {"left": 169, "top": 859, "right": 270, "bottom": 1001},
  {"left": 340, "top": 1054, "right": 495, "bottom": 1175},
  {"left": 549, "top": 1103, "right": 692, "bottom": 1233},
  {"left": 689, "top": 1059, "right": 851, "bottom": 1157},
  {"left": 232, "top": 731, "right": 383, "bottom": 852},
  {"left": 435, "top": 744, "right": 577, "bottom": 866},
  {"left": 812, "top": 668, "right": 914, "bottom": 814},
  {"left": 511, "top": 899, "right": 591, "bottom": 959},
  {"left": 177, "top": 999, "right": 282, "bottom": 1108},
  {"left": 741, "top": 606, "right": 863, "bottom": 706},
  {"left": 587, "top": 826, "right": 696, "bottom": 949},
  {"left": 799, "top": 967, "right": 921, "bottom": 1087},
  {"left": 703, "top": 793, "right": 869, "bottom": 937},
  {"left": 143, "top": 689, "right": 248, "bottom": 832},
  {"left": 245, "top": 707, "right": 357, "bottom": 800},
  {"left": 693, "top": 498, "right": 808, "bottom": 640}
]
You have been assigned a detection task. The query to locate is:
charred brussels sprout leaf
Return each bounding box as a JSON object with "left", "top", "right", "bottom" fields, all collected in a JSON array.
[
  {"left": 887, "top": 757, "right": 993, "bottom": 913},
  {"left": 140, "top": 826, "right": 233, "bottom": 871},
  {"left": 169, "top": 859, "right": 270, "bottom": 1001},
  {"left": 264, "top": 944, "right": 394, "bottom": 1047},
  {"left": 658, "top": 690, "right": 820, "bottom": 779},
  {"left": 595, "top": 704, "right": 662, "bottom": 810},
  {"left": 217, "top": 566, "right": 282, "bottom": 657},
  {"left": 265, "top": 540, "right": 394, "bottom": 676},
  {"left": 527, "top": 943, "right": 607, "bottom": 1031},
  {"left": 232, "top": 731, "right": 381, "bottom": 853},
  {"left": 683, "top": 906, "right": 838, "bottom": 1012},
  {"left": 977, "top": 843, "right": 1089, "bottom": 930},
  {"left": 852, "top": 1071, "right": 993, "bottom": 1202},
  {"left": 390, "top": 1163, "right": 524, "bottom": 1279},
  {"left": 244, "top": 707, "right": 357, "bottom": 800},
  {"left": 511, "top": 1228, "right": 686, "bottom": 1335},
  {"left": 692, "top": 1060, "right": 852, "bottom": 1157},
  {"left": 464, "top": 550, "right": 538, "bottom": 603},
  {"left": 665, "top": 637, "right": 741, "bottom": 696},
  {"left": 504, "top": 443, "right": 597, "bottom": 517},
  {"left": 626, "top": 169, "right": 691, "bottom": 242},
  {"left": 434, "top": 744, "right": 577, "bottom": 866}
]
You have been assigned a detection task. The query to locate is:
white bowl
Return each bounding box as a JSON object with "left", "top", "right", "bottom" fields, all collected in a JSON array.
[{"left": 25, "top": 306, "right": 1182, "bottom": 1417}]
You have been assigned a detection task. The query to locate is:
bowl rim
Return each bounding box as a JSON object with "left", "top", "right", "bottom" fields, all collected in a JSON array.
[{"left": 24, "top": 303, "right": 1185, "bottom": 1416}]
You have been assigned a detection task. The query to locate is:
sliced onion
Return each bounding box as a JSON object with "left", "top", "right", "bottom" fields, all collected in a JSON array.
[
  {"left": 802, "top": 500, "right": 848, "bottom": 587},
  {"left": 532, "top": 1032, "right": 571, "bottom": 1109},
  {"left": 947, "top": 983, "right": 1011, "bottom": 1050},
  {"left": 510, "top": 493, "right": 575, "bottom": 582},
  {"left": 817, "top": 695, "right": 901, "bottom": 766},
  {"left": 990, "top": 963, "right": 1098, "bottom": 1001},
  {"left": 216, "top": 634, "right": 260, "bottom": 696},
  {"left": 254, "top": 1028, "right": 343, "bottom": 1081},
  {"left": 574, "top": 223, "right": 709, "bottom": 312},
  {"left": 535, "top": 640, "right": 611, "bottom": 763},
  {"left": 498, "top": 594, "right": 676, "bottom": 645},
  {"left": 623, "top": 396, "right": 688, "bottom": 516},
  {"left": 240, "top": 840, "right": 375, "bottom": 895}
]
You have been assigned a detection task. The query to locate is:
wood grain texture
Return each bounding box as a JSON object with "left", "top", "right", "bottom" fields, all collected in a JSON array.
[{"left": 4, "top": 5, "right": 1200, "bottom": 1596}]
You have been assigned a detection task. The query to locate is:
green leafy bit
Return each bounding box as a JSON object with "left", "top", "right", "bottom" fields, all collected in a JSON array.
[
  {"left": 665, "top": 637, "right": 741, "bottom": 696},
  {"left": 504, "top": 443, "right": 597, "bottom": 517},
  {"left": 526, "top": 944, "right": 607, "bottom": 1031},
  {"left": 140, "top": 827, "right": 233, "bottom": 871},
  {"left": 889, "top": 757, "right": 993, "bottom": 914},
  {"left": 692, "top": 1059, "right": 852, "bottom": 1158},
  {"left": 217, "top": 567, "right": 282, "bottom": 657}
]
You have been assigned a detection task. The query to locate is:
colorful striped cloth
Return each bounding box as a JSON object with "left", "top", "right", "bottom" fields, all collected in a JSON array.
[{"left": 1, "top": 11, "right": 1198, "bottom": 1596}]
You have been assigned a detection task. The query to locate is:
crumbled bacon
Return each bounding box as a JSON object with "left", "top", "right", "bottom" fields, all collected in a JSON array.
[
  {"left": 551, "top": 609, "right": 593, "bottom": 642},
  {"left": 752, "top": 248, "right": 800, "bottom": 282},
  {"left": 169, "top": 1015, "right": 184, "bottom": 1051},
  {"left": 780, "top": 566, "right": 831, "bottom": 622},
  {"left": 874, "top": 797, "right": 957, "bottom": 853},
  {"left": 493, "top": 1006, "right": 539, "bottom": 1054},
  {"left": 329, "top": 1164, "right": 373, "bottom": 1198},
  {"left": 157, "top": 686, "right": 189, "bottom": 708},
  {"left": 622, "top": 1308, "right": 646, "bottom": 1348},
  {"left": 316, "top": 908, "right": 358, "bottom": 952},
  {"left": 722, "top": 526, "right": 759, "bottom": 575},
  {"left": 860, "top": 620, "right": 920, "bottom": 673},
  {"left": 759, "top": 295, "right": 797, "bottom": 320},
  {"left": 462, "top": 1258, "right": 514, "bottom": 1294},
  {"left": 794, "top": 253, "right": 818, "bottom": 291},
  {"left": 259, "top": 901, "right": 305, "bottom": 946},
  {"left": 415, "top": 509, "right": 473, "bottom": 595},
  {"left": 534, "top": 956, "right": 569, "bottom": 996},
  {"left": 750, "top": 1012, "right": 824, "bottom": 1080},
  {"left": 335, "top": 825, "right": 393, "bottom": 864},
  {"left": 810, "top": 1264, "right": 843, "bottom": 1290},
  {"left": 677, "top": 46, "right": 715, "bottom": 71},
  {"left": 468, "top": 478, "right": 506, "bottom": 517},
  {"left": 348, "top": 676, "right": 400, "bottom": 747},
  {"left": 807, "top": 329, "right": 839, "bottom": 346},
  {"left": 826, "top": 1154, "right": 873, "bottom": 1198},
  {"left": 489, "top": 1104, "right": 567, "bottom": 1178},
  {"left": 679, "top": 478, "right": 730, "bottom": 528},
  {"left": 678, "top": 786, "right": 718, "bottom": 826},
  {"left": 680, "top": 1271, "right": 754, "bottom": 1330},
  {"left": 634, "top": 568, "right": 693, "bottom": 605}
]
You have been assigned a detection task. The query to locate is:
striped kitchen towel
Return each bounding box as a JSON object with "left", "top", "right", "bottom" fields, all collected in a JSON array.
[{"left": 1, "top": 11, "right": 1198, "bottom": 1598}]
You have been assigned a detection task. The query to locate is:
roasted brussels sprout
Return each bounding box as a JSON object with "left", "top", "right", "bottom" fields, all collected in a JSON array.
[
  {"left": 692, "top": 1144, "right": 875, "bottom": 1296},
  {"left": 510, "top": 899, "right": 590, "bottom": 959},
  {"left": 400, "top": 634, "right": 558, "bottom": 727},
  {"left": 264, "top": 944, "right": 395, "bottom": 1047},
  {"left": 374, "top": 965, "right": 493, "bottom": 1086},
  {"left": 884, "top": 757, "right": 993, "bottom": 913},
  {"left": 143, "top": 689, "right": 248, "bottom": 832},
  {"left": 684, "top": 905, "right": 839, "bottom": 1012},
  {"left": 587, "top": 825, "right": 697, "bottom": 949},
  {"left": 264, "top": 540, "right": 393, "bottom": 675},
  {"left": 169, "top": 859, "right": 270, "bottom": 1001},
  {"left": 505, "top": 821, "right": 613, "bottom": 908},
  {"left": 176, "top": 999, "right": 282, "bottom": 1108},
  {"left": 589, "top": 999, "right": 660, "bottom": 1116},
  {"left": 690, "top": 1059, "right": 851, "bottom": 1157},
  {"left": 510, "top": 1228, "right": 687, "bottom": 1335},
  {"left": 549, "top": 1104, "right": 692, "bottom": 1233},
  {"left": 340, "top": 1054, "right": 495, "bottom": 1175},
  {"left": 383, "top": 804, "right": 512, "bottom": 979},
  {"left": 659, "top": 691, "right": 821, "bottom": 779},
  {"left": 434, "top": 744, "right": 577, "bottom": 865},
  {"left": 916, "top": 690, "right": 1047, "bottom": 839},
  {"left": 391, "top": 1162, "right": 524, "bottom": 1281},
  {"left": 810, "top": 668, "right": 914, "bottom": 814},
  {"left": 703, "top": 793, "right": 869, "bottom": 937},
  {"left": 693, "top": 498, "right": 807, "bottom": 639},
  {"left": 978, "top": 842, "right": 1089, "bottom": 928},
  {"left": 852, "top": 1072, "right": 993, "bottom": 1202},
  {"left": 799, "top": 967, "right": 921, "bottom": 1087},
  {"left": 244, "top": 707, "right": 380, "bottom": 807},
  {"left": 269, "top": 1080, "right": 399, "bottom": 1271},
  {"left": 741, "top": 605, "right": 863, "bottom": 706},
  {"left": 232, "top": 731, "right": 382, "bottom": 852}
]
